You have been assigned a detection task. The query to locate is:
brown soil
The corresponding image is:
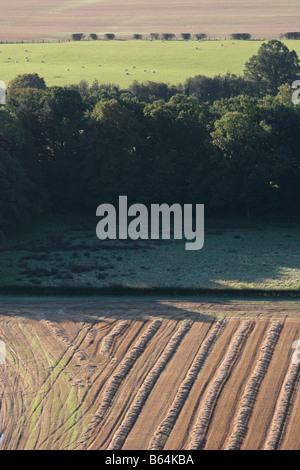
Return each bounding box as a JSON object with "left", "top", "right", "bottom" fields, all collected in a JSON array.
[
  {"left": 0, "top": 0, "right": 299, "bottom": 41},
  {"left": 0, "top": 297, "right": 299, "bottom": 450}
]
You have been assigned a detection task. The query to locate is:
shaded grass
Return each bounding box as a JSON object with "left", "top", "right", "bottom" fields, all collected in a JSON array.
[
  {"left": 0, "top": 284, "right": 299, "bottom": 298},
  {"left": 1, "top": 216, "right": 299, "bottom": 294}
]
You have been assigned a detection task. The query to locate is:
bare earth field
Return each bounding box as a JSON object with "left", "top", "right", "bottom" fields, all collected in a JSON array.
[
  {"left": 0, "top": 0, "right": 300, "bottom": 41},
  {"left": 0, "top": 297, "right": 299, "bottom": 450}
]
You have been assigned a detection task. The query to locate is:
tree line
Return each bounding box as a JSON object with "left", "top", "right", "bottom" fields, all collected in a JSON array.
[
  {"left": 72, "top": 33, "right": 208, "bottom": 41},
  {"left": 72, "top": 32, "right": 300, "bottom": 41},
  {"left": 0, "top": 40, "right": 299, "bottom": 240}
]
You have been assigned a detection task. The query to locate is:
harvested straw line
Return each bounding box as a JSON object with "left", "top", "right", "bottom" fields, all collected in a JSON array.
[
  {"left": 264, "top": 344, "right": 300, "bottom": 450},
  {"left": 108, "top": 321, "right": 192, "bottom": 450},
  {"left": 148, "top": 319, "right": 226, "bottom": 450},
  {"left": 225, "top": 321, "right": 282, "bottom": 450},
  {"left": 82, "top": 319, "right": 162, "bottom": 443},
  {"left": 100, "top": 320, "right": 129, "bottom": 356},
  {"left": 42, "top": 320, "right": 72, "bottom": 348},
  {"left": 188, "top": 320, "right": 252, "bottom": 450},
  {"left": 42, "top": 319, "right": 88, "bottom": 361}
]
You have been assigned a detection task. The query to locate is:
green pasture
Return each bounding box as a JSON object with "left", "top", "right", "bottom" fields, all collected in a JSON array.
[{"left": 1, "top": 39, "right": 300, "bottom": 88}]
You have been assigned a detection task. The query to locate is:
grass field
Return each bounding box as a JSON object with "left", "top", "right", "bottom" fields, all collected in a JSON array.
[
  {"left": 1, "top": 217, "right": 299, "bottom": 292},
  {"left": 1, "top": 39, "right": 300, "bottom": 87},
  {"left": 0, "top": 298, "right": 299, "bottom": 450}
]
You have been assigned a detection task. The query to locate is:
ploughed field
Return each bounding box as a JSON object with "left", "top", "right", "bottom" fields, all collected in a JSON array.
[
  {"left": 0, "top": 298, "right": 299, "bottom": 450},
  {"left": 0, "top": 0, "right": 299, "bottom": 41}
]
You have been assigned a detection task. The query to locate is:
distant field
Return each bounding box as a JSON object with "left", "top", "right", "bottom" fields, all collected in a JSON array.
[
  {"left": 1, "top": 39, "right": 300, "bottom": 87},
  {"left": 0, "top": 298, "right": 299, "bottom": 450},
  {"left": 0, "top": 0, "right": 300, "bottom": 41}
]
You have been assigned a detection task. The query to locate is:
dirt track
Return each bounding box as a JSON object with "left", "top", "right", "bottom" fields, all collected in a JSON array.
[{"left": 0, "top": 296, "right": 299, "bottom": 320}]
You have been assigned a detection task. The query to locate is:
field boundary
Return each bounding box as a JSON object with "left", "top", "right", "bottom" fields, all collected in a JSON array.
[{"left": 0, "top": 285, "right": 299, "bottom": 299}]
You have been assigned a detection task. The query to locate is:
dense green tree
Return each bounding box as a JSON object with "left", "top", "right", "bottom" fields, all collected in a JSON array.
[
  {"left": 67, "top": 81, "right": 122, "bottom": 110},
  {"left": 194, "top": 34, "right": 207, "bottom": 40},
  {"left": 184, "top": 73, "right": 257, "bottom": 103},
  {"left": 128, "top": 81, "right": 180, "bottom": 103},
  {"left": 257, "top": 96, "right": 300, "bottom": 214},
  {"left": 181, "top": 33, "right": 191, "bottom": 40},
  {"left": 231, "top": 33, "right": 251, "bottom": 40},
  {"left": 0, "top": 113, "right": 44, "bottom": 232},
  {"left": 275, "top": 83, "right": 295, "bottom": 106},
  {"left": 1, "top": 65, "right": 300, "bottom": 230},
  {"left": 162, "top": 33, "right": 175, "bottom": 40},
  {"left": 36, "top": 87, "right": 85, "bottom": 212},
  {"left": 7, "top": 73, "right": 46, "bottom": 95},
  {"left": 244, "top": 40, "right": 300, "bottom": 95},
  {"left": 143, "top": 95, "right": 212, "bottom": 203},
  {"left": 211, "top": 111, "right": 274, "bottom": 217},
  {"left": 0, "top": 147, "right": 32, "bottom": 231},
  {"left": 104, "top": 33, "right": 115, "bottom": 40},
  {"left": 283, "top": 32, "right": 300, "bottom": 40},
  {"left": 72, "top": 33, "right": 84, "bottom": 41},
  {"left": 84, "top": 99, "right": 143, "bottom": 203}
]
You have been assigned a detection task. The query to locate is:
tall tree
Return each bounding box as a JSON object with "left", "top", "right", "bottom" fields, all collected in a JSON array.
[
  {"left": 244, "top": 40, "right": 300, "bottom": 95},
  {"left": 7, "top": 73, "right": 46, "bottom": 95},
  {"left": 211, "top": 111, "right": 273, "bottom": 217}
]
